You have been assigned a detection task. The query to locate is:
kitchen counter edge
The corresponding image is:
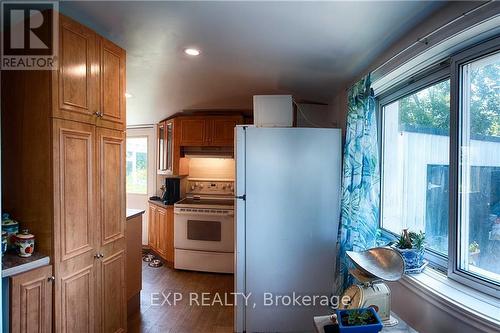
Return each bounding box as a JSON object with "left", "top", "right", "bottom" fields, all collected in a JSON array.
[
  {"left": 126, "top": 209, "right": 146, "bottom": 220},
  {"left": 2, "top": 252, "right": 50, "bottom": 278}
]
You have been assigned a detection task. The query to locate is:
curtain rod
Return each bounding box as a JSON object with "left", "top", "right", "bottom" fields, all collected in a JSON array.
[{"left": 346, "top": 0, "right": 494, "bottom": 91}]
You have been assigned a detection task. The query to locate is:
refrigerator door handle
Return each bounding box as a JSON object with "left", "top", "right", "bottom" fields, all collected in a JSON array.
[{"left": 235, "top": 194, "right": 246, "bottom": 201}]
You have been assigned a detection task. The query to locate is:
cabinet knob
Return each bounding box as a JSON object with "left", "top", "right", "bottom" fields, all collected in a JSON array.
[
  {"left": 94, "top": 111, "right": 103, "bottom": 118},
  {"left": 48, "top": 276, "right": 55, "bottom": 282}
]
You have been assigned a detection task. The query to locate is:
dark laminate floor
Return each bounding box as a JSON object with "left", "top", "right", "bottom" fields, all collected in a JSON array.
[{"left": 128, "top": 261, "right": 234, "bottom": 333}]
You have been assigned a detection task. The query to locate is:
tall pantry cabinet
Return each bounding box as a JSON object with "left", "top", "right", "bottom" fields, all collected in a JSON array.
[{"left": 1, "top": 14, "right": 126, "bottom": 333}]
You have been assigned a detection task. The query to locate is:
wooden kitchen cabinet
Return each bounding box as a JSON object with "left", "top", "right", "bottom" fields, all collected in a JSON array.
[
  {"left": 2, "top": 13, "right": 126, "bottom": 333},
  {"left": 52, "top": 119, "right": 97, "bottom": 333},
  {"left": 55, "top": 15, "right": 98, "bottom": 125},
  {"left": 211, "top": 116, "right": 242, "bottom": 145},
  {"left": 95, "top": 127, "right": 126, "bottom": 333},
  {"left": 10, "top": 265, "right": 53, "bottom": 333},
  {"left": 158, "top": 119, "right": 178, "bottom": 174},
  {"left": 96, "top": 37, "right": 126, "bottom": 129},
  {"left": 54, "top": 15, "right": 125, "bottom": 130},
  {"left": 178, "top": 115, "right": 243, "bottom": 146},
  {"left": 179, "top": 118, "right": 207, "bottom": 146},
  {"left": 148, "top": 202, "right": 175, "bottom": 266}
]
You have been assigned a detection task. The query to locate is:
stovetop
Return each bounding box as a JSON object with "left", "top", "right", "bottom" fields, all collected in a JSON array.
[{"left": 176, "top": 197, "right": 234, "bottom": 207}]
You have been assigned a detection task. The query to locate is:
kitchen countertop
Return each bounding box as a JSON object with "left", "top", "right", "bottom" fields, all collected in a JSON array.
[
  {"left": 2, "top": 251, "right": 50, "bottom": 278},
  {"left": 148, "top": 199, "right": 174, "bottom": 209},
  {"left": 126, "top": 209, "right": 145, "bottom": 220}
]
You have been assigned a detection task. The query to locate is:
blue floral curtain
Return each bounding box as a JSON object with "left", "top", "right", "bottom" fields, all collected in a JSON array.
[{"left": 334, "top": 74, "right": 380, "bottom": 295}]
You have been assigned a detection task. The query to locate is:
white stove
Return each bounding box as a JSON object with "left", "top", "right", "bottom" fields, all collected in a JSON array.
[{"left": 174, "top": 179, "right": 235, "bottom": 273}]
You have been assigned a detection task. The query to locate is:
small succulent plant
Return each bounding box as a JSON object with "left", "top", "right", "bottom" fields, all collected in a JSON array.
[
  {"left": 346, "top": 309, "right": 373, "bottom": 326},
  {"left": 396, "top": 229, "right": 425, "bottom": 250}
]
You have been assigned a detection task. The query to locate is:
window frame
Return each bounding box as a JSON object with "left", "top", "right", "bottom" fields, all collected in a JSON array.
[
  {"left": 378, "top": 67, "right": 451, "bottom": 271},
  {"left": 449, "top": 36, "right": 500, "bottom": 297},
  {"left": 377, "top": 36, "right": 500, "bottom": 298}
]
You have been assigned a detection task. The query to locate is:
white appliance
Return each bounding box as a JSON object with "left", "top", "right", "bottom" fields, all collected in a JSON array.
[
  {"left": 253, "top": 95, "right": 293, "bottom": 127},
  {"left": 235, "top": 126, "right": 342, "bottom": 333},
  {"left": 174, "top": 179, "right": 235, "bottom": 273}
]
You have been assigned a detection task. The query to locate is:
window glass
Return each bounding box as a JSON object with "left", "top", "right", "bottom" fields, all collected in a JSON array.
[
  {"left": 382, "top": 80, "right": 450, "bottom": 255},
  {"left": 126, "top": 137, "right": 148, "bottom": 194},
  {"left": 459, "top": 51, "right": 500, "bottom": 284}
]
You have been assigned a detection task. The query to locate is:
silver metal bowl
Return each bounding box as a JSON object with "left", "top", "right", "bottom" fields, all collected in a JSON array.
[
  {"left": 148, "top": 259, "right": 163, "bottom": 268},
  {"left": 346, "top": 247, "right": 405, "bottom": 282},
  {"left": 143, "top": 254, "right": 154, "bottom": 262}
]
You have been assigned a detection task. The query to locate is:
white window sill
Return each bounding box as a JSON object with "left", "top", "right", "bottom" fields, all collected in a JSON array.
[{"left": 397, "top": 267, "right": 500, "bottom": 331}]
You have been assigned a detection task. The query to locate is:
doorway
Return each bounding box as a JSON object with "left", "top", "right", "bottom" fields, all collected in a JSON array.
[{"left": 126, "top": 126, "right": 156, "bottom": 245}]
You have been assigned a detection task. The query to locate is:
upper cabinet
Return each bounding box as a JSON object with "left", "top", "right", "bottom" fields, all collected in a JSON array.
[
  {"left": 54, "top": 15, "right": 126, "bottom": 130},
  {"left": 158, "top": 119, "right": 177, "bottom": 174},
  {"left": 97, "top": 37, "right": 126, "bottom": 129},
  {"left": 179, "top": 115, "right": 243, "bottom": 147},
  {"left": 55, "top": 15, "right": 98, "bottom": 124},
  {"left": 179, "top": 118, "right": 207, "bottom": 146}
]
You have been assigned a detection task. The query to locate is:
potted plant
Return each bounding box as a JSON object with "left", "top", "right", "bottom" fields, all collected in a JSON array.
[
  {"left": 394, "top": 229, "right": 425, "bottom": 270},
  {"left": 468, "top": 241, "right": 480, "bottom": 265},
  {"left": 334, "top": 308, "right": 383, "bottom": 333}
]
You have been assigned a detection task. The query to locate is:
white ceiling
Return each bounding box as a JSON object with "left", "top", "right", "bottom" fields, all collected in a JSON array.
[{"left": 60, "top": 1, "right": 446, "bottom": 125}]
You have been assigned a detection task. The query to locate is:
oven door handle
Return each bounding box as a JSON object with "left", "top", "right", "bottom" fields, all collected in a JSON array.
[{"left": 174, "top": 209, "right": 234, "bottom": 217}]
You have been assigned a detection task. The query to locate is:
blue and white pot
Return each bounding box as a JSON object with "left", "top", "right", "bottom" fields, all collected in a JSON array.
[{"left": 396, "top": 247, "right": 425, "bottom": 270}]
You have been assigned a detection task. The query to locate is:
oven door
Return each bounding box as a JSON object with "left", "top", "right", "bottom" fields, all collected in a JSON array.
[{"left": 174, "top": 209, "right": 234, "bottom": 252}]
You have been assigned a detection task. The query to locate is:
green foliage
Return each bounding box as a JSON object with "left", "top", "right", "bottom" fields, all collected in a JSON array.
[
  {"left": 399, "top": 60, "right": 500, "bottom": 137},
  {"left": 399, "top": 80, "right": 450, "bottom": 132},
  {"left": 347, "top": 309, "right": 373, "bottom": 326},
  {"left": 469, "top": 241, "right": 480, "bottom": 253},
  {"left": 396, "top": 229, "right": 426, "bottom": 250}
]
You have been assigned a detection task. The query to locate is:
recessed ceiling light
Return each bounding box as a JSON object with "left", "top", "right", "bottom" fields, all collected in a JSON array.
[
  {"left": 184, "top": 48, "right": 201, "bottom": 56},
  {"left": 125, "top": 92, "right": 133, "bottom": 98}
]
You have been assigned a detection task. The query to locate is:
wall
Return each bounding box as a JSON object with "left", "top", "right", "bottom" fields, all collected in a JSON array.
[{"left": 330, "top": 1, "right": 486, "bottom": 132}]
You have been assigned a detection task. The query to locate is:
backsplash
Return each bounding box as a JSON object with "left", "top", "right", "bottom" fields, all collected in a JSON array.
[
  {"left": 156, "top": 157, "right": 235, "bottom": 196},
  {"left": 188, "top": 158, "right": 235, "bottom": 180}
]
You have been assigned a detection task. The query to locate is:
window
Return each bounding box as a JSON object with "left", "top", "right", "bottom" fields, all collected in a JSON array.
[
  {"left": 458, "top": 50, "right": 500, "bottom": 285},
  {"left": 126, "top": 137, "right": 148, "bottom": 194},
  {"left": 381, "top": 79, "right": 451, "bottom": 256},
  {"left": 380, "top": 37, "right": 500, "bottom": 296}
]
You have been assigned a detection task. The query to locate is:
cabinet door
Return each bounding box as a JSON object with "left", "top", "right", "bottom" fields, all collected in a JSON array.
[
  {"left": 165, "top": 120, "right": 174, "bottom": 173},
  {"left": 157, "top": 207, "right": 168, "bottom": 258},
  {"left": 148, "top": 204, "right": 157, "bottom": 249},
  {"left": 55, "top": 15, "right": 98, "bottom": 124},
  {"left": 95, "top": 127, "right": 126, "bottom": 332},
  {"left": 53, "top": 119, "right": 97, "bottom": 333},
  {"left": 10, "top": 265, "right": 53, "bottom": 333},
  {"left": 97, "top": 251, "right": 126, "bottom": 333},
  {"left": 166, "top": 207, "right": 175, "bottom": 264},
  {"left": 157, "top": 122, "right": 166, "bottom": 172},
  {"left": 211, "top": 117, "right": 242, "bottom": 146},
  {"left": 96, "top": 37, "right": 126, "bottom": 130},
  {"left": 96, "top": 127, "right": 125, "bottom": 249},
  {"left": 179, "top": 118, "right": 206, "bottom": 146}
]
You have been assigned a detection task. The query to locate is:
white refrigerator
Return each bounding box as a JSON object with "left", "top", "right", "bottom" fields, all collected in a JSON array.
[{"left": 234, "top": 126, "right": 342, "bottom": 333}]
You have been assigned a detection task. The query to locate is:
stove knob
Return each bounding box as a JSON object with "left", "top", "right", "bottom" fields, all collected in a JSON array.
[
  {"left": 191, "top": 185, "right": 195, "bottom": 190},
  {"left": 199, "top": 183, "right": 204, "bottom": 189},
  {"left": 222, "top": 184, "right": 227, "bottom": 190}
]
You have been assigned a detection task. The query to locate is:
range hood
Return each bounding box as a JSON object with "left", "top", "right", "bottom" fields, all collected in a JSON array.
[{"left": 182, "top": 146, "right": 234, "bottom": 159}]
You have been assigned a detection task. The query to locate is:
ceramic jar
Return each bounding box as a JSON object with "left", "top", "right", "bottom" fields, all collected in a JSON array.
[
  {"left": 2, "top": 213, "right": 19, "bottom": 250},
  {"left": 1, "top": 231, "right": 7, "bottom": 255},
  {"left": 15, "top": 229, "right": 35, "bottom": 257}
]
